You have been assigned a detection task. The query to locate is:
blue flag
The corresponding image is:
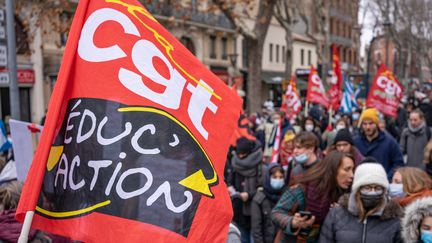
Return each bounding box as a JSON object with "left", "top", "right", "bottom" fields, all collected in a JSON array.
[{"left": 340, "top": 76, "right": 359, "bottom": 113}]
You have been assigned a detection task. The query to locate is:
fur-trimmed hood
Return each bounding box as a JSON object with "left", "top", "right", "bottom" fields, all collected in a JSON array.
[
  {"left": 338, "top": 193, "right": 403, "bottom": 220},
  {"left": 402, "top": 196, "right": 432, "bottom": 242}
]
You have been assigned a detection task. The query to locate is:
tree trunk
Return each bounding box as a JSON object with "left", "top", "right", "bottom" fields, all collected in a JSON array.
[
  {"left": 247, "top": 38, "right": 263, "bottom": 113},
  {"left": 284, "top": 29, "right": 293, "bottom": 78}
]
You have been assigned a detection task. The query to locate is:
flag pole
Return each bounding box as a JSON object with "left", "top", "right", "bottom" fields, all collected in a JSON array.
[
  {"left": 18, "top": 211, "right": 35, "bottom": 243},
  {"left": 305, "top": 101, "right": 309, "bottom": 117},
  {"left": 329, "top": 108, "right": 333, "bottom": 125}
]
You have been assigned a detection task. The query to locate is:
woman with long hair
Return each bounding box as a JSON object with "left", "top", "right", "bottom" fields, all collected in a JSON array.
[
  {"left": 271, "top": 151, "right": 354, "bottom": 242},
  {"left": 319, "top": 163, "right": 403, "bottom": 243}
]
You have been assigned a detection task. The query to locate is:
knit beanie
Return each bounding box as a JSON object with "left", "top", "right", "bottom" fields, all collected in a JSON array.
[
  {"left": 236, "top": 137, "right": 255, "bottom": 154},
  {"left": 351, "top": 163, "right": 389, "bottom": 194},
  {"left": 360, "top": 108, "right": 379, "bottom": 125},
  {"left": 333, "top": 128, "right": 353, "bottom": 145}
]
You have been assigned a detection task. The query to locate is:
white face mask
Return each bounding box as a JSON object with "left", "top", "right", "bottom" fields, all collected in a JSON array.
[
  {"left": 336, "top": 125, "right": 346, "bottom": 131},
  {"left": 305, "top": 124, "right": 314, "bottom": 132}
]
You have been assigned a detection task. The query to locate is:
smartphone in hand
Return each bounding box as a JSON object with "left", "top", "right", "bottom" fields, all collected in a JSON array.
[{"left": 298, "top": 211, "right": 312, "bottom": 220}]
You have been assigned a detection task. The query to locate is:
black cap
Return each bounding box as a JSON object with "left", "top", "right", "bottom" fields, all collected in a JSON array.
[
  {"left": 333, "top": 128, "right": 353, "bottom": 145},
  {"left": 236, "top": 137, "right": 256, "bottom": 154}
]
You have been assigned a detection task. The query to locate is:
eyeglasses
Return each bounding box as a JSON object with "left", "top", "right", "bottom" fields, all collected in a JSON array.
[{"left": 360, "top": 185, "right": 384, "bottom": 193}]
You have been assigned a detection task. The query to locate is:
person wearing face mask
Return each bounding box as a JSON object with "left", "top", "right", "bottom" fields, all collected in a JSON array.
[
  {"left": 272, "top": 151, "right": 355, "bottom": 242},
  {"left": 319, "top": 163, "right": 403, "bottom": 243},
  {"left": 390, "top": 167, "right": 432, "bottom": 207},
  {"left": 251, "top": 164, "right": 285, "bottom": 243},
  {"left": 322, "top": 118, "right": 349, "bottom": 153},
  {"left": 401, "top": 197, "right": 432, "bottom": 243},
  {"left": 288, "top": 131, "right": 320, "bottom": 185}
]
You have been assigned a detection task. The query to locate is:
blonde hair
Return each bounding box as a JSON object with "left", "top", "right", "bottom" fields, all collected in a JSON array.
[
  {"left": 0, "top": 181, "right": 23, "bottom": 212},
  {"left": 397, "top": 167, "right": 432, "bottom": 194}
]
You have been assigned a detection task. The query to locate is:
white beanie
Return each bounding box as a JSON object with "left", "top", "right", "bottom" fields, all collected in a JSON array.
[{"left": 352, "top": 163, "right": 389, "bottom": 193}]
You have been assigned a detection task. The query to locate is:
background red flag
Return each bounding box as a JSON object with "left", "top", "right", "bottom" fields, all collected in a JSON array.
[
  {"left": 328, "top": 44, "right": 343, "bottom": 111},
  {"left": 281, "top": 74, "right": 302, "bottom": 119},
  {"left": 16, "top": 0, "right": 242, "bottom": 242},
  {"left": 366, "top": 64, "right": 403, "bottom": 117},
  {"left": 306, "top": 65, "right": 329, "bottom": 108}
]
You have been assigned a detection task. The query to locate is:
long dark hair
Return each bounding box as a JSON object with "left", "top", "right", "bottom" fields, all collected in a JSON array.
[{"left": 298, "top": 151, "right": 354, "bottom": 201}]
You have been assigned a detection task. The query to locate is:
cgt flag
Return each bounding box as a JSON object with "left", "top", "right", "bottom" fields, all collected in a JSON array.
[
  {"left": 16, "top": 0, "right": 242, "bottom": 242},
  {"left": 328, "top": 44, "right": 343, "bottom": 111},
  {"left": 306, "top": 65, "right": 329, "bottom": 108},
  {"left": 281, "top": 74, "right": 302, "bottom": 120},
  {"left": 366, "top": 64, "right": 403, "bottom": 117}
]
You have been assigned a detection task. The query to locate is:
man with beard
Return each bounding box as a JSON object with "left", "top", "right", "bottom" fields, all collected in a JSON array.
[
  {"left": 353, "top": 108, "right": 404, "bottom": 180},
  {"left": 400, "top": 109, "right": 431, "bottom": 170}
]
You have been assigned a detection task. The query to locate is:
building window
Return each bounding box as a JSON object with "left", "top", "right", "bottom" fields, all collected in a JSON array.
[
  {"left": 308, "top": 50, "right": 312, "bottom": 65},
  {"left": 276, "top": 45, "right": 280, "bottom": 62},
  {"left": 210, "top": 35, "right": 216, "bottom": 59},
  {"left": 301, "top": 49, "right": 304, "bottom": 66},
  {"left": 270, "top": 43, "right": 273, "bottom": 62},
  {"left": 221, "top": 37, "right": 228, "bottom": 60},
  {"left": 180, "top": 36, "right": 196, "bottom": 55},
  {"left": 282, "top": 46, "right": 286, "bottom": 63}
]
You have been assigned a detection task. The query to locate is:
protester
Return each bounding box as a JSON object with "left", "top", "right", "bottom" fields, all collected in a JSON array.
[
  {"left": 288, "top": 131, "right": 320, "bottom": 185},
  {"left": 271, "top": 151, "right": 354, "bottom": 242},
  {"left": 256, "top": 111, "right": 283, "bottom": 162},
  {"left": 319, "top": 163, "right": 403, "bottom": 243},
  {"left": 390, "top": 167, "right": 432, "bottom": 207},
  {"left": 401, "top": 197, "right": 432, "bottom": 243},
  {"left": 322, "top": 118, "right": 348, "bottom": 151},
  {"left": 251, "top": 163, "right": 285, "bottom": 243},
  {"left": 302, "top": 116, "right": 323, "bottom": 148},
  {"left": 353, "top": 108, "right": 404, "bottom": 179},
  {"left": 400, "top": 109, "right": 431, "bottom": 169},
  {"left": 279, "top": 130, "right": 295, "bottom": 174},
  {"left": 228, "top": 137, "right": 263, "bottom": 243},
  {"left": 0, "top": 181, "right": 51, "bottom": 242},
  {"left": 332, "top": 128, "right": 365, "bottom": 166}
]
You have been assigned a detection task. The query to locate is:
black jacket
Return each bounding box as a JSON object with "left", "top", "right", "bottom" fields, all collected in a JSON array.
[{"left": 251, "top": 190, "right": 277, "bottom": 243}]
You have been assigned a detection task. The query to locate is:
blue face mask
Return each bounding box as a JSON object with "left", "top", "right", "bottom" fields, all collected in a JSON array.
[
  {"left": 353, "top": 113, "right": 360, "bottom": 121},
  {"left": 389, "top": 183, "right": 405, "bottom": 198},
  {"left": 295, "top": 153, "right": 308, "bottom": 164},
  {"left": 270, "top": 178, "right": 284, "bottom": 190},
  {"left": 421, "top": 230, "right": 432, "bottom": 243}
]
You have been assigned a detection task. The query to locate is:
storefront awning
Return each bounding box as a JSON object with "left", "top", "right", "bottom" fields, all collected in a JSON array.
[{"left": 261, "top": 71, "right": 286, "bottom": 84}]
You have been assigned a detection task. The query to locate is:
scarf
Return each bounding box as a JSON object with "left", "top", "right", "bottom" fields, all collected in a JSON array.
[
  {"left": 397, "top": 189, "right": 432, "bottom": 207},
  {"left": 0, "top": 210, "right": 37, "bottom": 242},
  {"left": 408, "top": 121, "right": 426, "bottom": 134},
  {"left": 231, "top": 148, "right": 262, "bottom": 177},
  {"left": 263, "top": 163, "right": 283, "bottom": 203}
]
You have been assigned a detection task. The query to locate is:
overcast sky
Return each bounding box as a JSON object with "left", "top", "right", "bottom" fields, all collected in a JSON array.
[{"left": 358, "top": 0, "right": 377, "bottom": 57}]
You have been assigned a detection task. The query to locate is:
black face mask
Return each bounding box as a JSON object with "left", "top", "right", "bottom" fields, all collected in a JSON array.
[{"left": 360, "top": 192, "right": 383, "bottom": 211}]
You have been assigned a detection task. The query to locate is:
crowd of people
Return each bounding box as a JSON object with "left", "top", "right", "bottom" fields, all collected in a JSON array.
[{"left": 225, "top": 100, "right": 432, "bottom": 243}]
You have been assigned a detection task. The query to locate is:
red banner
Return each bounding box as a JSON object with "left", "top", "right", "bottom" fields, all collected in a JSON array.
[
  {"left": 281, "top": 74, "right": 302, "bottom": 119},
  {"left": 16, "top": 0, "right": 242, "bottom": 242},
  {"left": 328, "top": 44, "right": 343, "bottom": 111},
  {"left": 306, "top": 65, "right": 329, "bottom": 108},
  {"left": 366, "top": 64, "right": 403, "bottom": 117}
]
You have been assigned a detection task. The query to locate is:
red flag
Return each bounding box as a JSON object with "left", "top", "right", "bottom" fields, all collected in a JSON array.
[
  {"left": 16, "top": 0, "right": 242, "bottom": 242},
  {"left": 366, "top": 64, "right": 403, "bottom": 117},
  {"left": 329, "top": 44, "right": 343, "bottom": 111},
  {"left": 306, "top": 65, "right": 329, "bottom": 108},
  {"left": 270, "top": 122, "right": 282, "bottom": 163},
  {"left": 281, "top": 75, "right": 302, "bottom": 119}
]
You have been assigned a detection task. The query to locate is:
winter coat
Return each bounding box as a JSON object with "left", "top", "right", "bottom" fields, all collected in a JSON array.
[
  {"left": 354, "top": 130, "right": 404, "bottom": 179},
  {"left": 400, "top": 123, "right": 431, "bottom": 169},
  {"left": 288, "top": 159, "right": 319, "bottom": 185},
  {"left": 401, "top": 196, "right": 432, "bottom": 243},
  {"left": 318, "top": 194, "right": 403, "bottom": 243},
  {"left": 351, "top": 147, "right": 365, "bottom": 167},
  {"left": 251, "top": 190, "right": 278, "bottom": 243}
]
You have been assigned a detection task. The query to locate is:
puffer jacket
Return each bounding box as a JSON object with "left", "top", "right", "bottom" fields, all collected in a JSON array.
[
  {"left": 401, "top": 196, "right": 432, "bottom": 243},
  {"left": 318, "top": 194, "right": 403, "bottom": 243},
  {"left": 251, "top": 190, "right": 277, "bottom": 243}
]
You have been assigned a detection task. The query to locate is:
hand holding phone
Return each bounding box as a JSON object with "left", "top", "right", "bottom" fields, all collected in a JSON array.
[{"left": 298, "top": 211, "right": 312, "bottom": 220}]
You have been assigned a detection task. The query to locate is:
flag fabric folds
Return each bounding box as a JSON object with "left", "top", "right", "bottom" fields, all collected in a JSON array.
[
  {"left": 16, "top": 0, "right": 242, "bottom": 242},
  {"left": 281, "top": 74, "right": 302, "bottom": 120},
  {"left": 366, "top": 64, "right": 403, "bottom": 117},
  {"left": 306, "top": 65, "right": 329, "bottom": 108},
  {"left": 340, "top": 76, "right": 359, "bottom": 113},
  {"left": 328, "top": 44, "right": 343, "bottom": 111}
]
